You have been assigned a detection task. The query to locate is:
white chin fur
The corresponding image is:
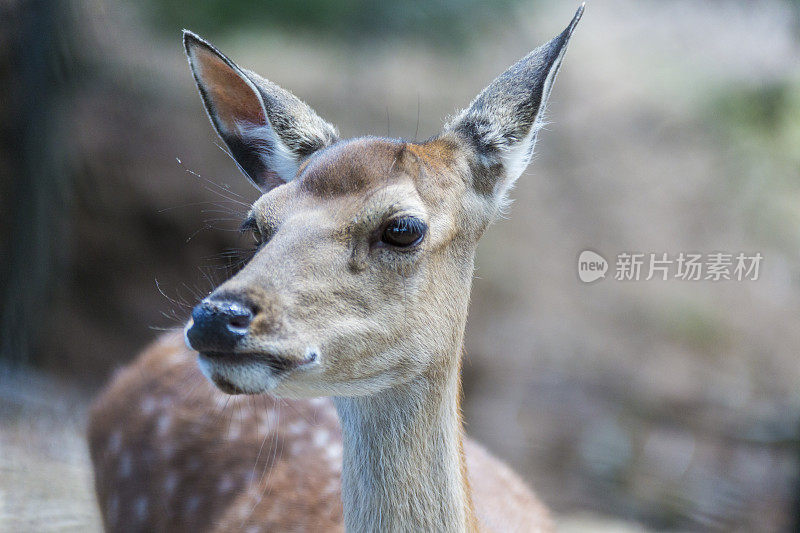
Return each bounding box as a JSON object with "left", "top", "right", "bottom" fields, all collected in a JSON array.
[
  {"left": 183, "top": 319, "right": 194, "bottom": 351},
  {"left": 196, "top": 356, "right": 280, "bottom": 394},
  {"left": 196, "top": 356, "right": 215, "bottom": 383}
]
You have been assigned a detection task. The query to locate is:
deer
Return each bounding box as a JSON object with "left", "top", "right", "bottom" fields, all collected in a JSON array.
[{"left": 88, "top": 5, "right": 584, "bottom": 532}]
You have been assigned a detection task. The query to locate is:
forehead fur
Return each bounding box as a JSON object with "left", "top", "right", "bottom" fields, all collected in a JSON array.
[{"left": 298, "top": 137, "right": 422, "bottom": 197}]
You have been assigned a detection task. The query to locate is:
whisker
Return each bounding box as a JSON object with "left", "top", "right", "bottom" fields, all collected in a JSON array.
[
  {"left": 184, "top": 224, "right": 213, "bottom": 243},
  {"left": 158, "top": 200, "right": 244, "bottom": 215},
  {"left": 155, "top": 278, "right": 193, "bottom": 309},
  {"left": 176, "top": 156, "right": 252, "bottom": 207},
  {"left": 212, "top": 142, "right": 261, "bottom": 198}
]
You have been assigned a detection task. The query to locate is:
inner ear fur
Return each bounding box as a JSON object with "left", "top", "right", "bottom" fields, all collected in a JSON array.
[
  {"left": 442, "top": 4, "right": 584, "bottom": 209},
  {"left": 183, "top": 31, "right": 339, "bottom": 191},
  {"left": 186, "top": 40, "right": 268, "bottom": 134}
]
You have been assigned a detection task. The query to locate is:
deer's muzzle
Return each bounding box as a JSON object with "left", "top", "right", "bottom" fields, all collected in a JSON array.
[{"left": 186, "top": 298, "right": 254, "bottom": 352}]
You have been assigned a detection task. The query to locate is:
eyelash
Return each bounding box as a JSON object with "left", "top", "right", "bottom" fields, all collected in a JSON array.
[
  {"left": 240, "top": 217, "right": 264, "bottom": 245},
  {"left": 380, "top": 216, "right": 427, "bottom": 248}
]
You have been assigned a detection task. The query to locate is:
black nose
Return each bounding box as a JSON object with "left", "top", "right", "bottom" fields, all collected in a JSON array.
[{"left": 186, "top": 299, "right": 254, "bottom": 352}]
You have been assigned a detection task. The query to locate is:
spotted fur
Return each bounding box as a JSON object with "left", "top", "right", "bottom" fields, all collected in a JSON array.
[{"left": 89, "top": 333, "right": 552, "bottom": 532}]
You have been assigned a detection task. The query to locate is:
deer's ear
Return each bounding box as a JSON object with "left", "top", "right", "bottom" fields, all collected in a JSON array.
[
  {"left": 183, "top": 31, "right": 338, "bottom": 192},
  {"left": 443, "top": 4, "right": 583, "bottom": 210}
]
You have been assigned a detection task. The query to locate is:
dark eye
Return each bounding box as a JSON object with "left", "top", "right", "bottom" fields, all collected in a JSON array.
[
  {"left": 381, "top": 217, "right": 427, "bottom": 248},
  {"left": 240, "top": 216, "right": 263, "bottom": 245}
]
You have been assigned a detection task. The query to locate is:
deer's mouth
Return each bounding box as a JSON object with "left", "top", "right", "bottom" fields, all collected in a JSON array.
[
  {"left": 199, "top": 351, "right": 300, "bottom": 373},
  {"left": 208, "top": 373, "right": 247, "bottom": 395},
  {"left": 196, "top": 352, "right": 280, "bottom": 395},
  {"left": 196, "top": 348, "right": 319, "bottom": 396}
]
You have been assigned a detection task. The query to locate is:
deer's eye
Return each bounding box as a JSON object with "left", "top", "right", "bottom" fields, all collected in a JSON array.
[
  {"left": 240, "top": 216, "right": 263, "bottom": 245},
  {"left": 381, "top": 217, "right": 426, "bottom": 248}
]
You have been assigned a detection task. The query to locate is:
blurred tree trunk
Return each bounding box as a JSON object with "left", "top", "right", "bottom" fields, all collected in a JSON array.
[{"left": 0, "top": 0, "right": 75, "bottom": 365}]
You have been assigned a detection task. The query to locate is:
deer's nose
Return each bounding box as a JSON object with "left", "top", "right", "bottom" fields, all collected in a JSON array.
[{"left": 186, "top": 299, "right": 254, "bottom": 352}]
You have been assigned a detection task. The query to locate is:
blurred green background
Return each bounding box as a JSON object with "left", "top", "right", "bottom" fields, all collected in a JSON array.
[
  {"left": 142, "top": 0, "right": 522, "bottom": 46},
  {"left": 1, "top": 0, "right": 800, "bottom": 531}
]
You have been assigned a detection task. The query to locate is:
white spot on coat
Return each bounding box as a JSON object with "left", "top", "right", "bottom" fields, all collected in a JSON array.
[
  {"left": 218, "top": 474, "right": 235, "bottom": 494},
  {"left": 288, "top": 421, "right": 306, "bottom": 436},
  {"left": 325, "top": 442, "right": 343, "bottom": 462},
  {"left": 141, "top": 396, "right": 157, "bottom": 414},
  {"left": 313, "top": 429, "right": 330, "bottom": 447},
  {"left": 259, "top": 410, "right": 277, "bottom": 428},
  {"left": 184, "top": 495, "right": 201, "bottom": 517},
  {"left": 134, "top": 495, "right": 149, "bottom": 521},
  {"left": 157, "top": 414, "right": 172, "bottom": 436},
  {"left": 164, "top": 471, "right": 179, "bottom": 496}
]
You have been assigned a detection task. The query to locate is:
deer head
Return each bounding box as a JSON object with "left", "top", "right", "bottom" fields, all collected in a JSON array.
[{"left": 183, "top": 5, "right": 583, "bottom": 399}]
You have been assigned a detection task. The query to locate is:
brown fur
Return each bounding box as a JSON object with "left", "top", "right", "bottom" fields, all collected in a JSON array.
[
  {"left": 190, "top": 49, "right": 267, "bottom": 131},
  {"left": 299, "top": 138, "right": 406, "bottom": 197},
  {"left": 89, "top": 333, "right": 552, "bottom": 532}
]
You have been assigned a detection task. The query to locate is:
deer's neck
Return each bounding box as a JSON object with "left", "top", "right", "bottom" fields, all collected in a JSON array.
[{"left": 334, "top": 358, "right": 476, "bottom": 532}]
